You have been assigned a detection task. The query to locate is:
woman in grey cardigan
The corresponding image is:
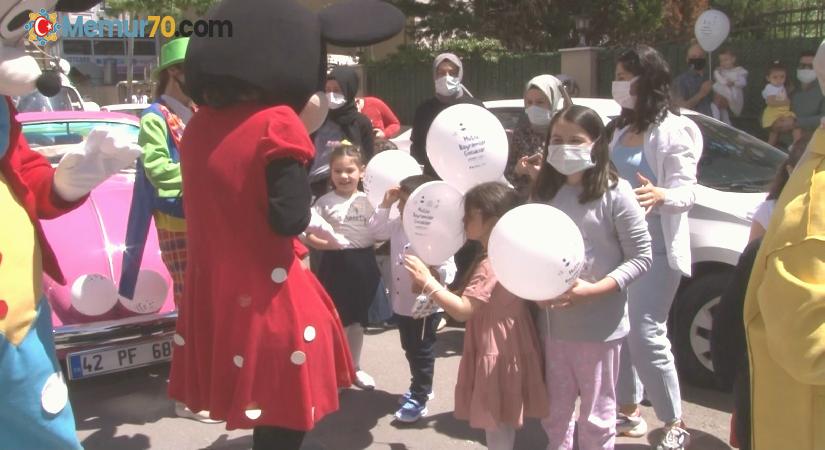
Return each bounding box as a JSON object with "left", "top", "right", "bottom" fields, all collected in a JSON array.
[{"left": 609, "top": 45, "right": 702, "bottom": 450}]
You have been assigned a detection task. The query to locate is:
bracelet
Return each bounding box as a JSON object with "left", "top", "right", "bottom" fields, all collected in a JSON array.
[
  {"left": 427, "top": 287, "right": 446, "bottom": 300},
  {"left": 421, "top": 277, "right": 434, "bottom": 297}
]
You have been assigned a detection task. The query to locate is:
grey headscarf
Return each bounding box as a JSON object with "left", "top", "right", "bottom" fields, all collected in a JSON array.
[{"left": 433, "top": 52, "right": 464, "bottom": 81}]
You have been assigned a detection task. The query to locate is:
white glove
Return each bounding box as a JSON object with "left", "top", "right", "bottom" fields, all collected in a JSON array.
[
  {"left": 306, "top": 210, "right": 351, "bottom": 249},
  {"left": 53, "top": 128, "right": 142, "bottom": 202}
]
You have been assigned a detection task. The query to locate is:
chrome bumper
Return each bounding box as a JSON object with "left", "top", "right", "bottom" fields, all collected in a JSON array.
[{"left": 53, "top": 311, "right": 178, "bottom": 359}]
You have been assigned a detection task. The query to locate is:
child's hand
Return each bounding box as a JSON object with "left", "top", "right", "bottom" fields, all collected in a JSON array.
[
  {"left": 402, "top": 254, "right": 433, "bottom": 291},
  {"left": 380, "top": 187, "right": 401, "bottom": 208}
]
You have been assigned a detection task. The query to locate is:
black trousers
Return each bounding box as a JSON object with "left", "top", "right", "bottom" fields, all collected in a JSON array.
[
  {"left": 252, "top": 426, "right": 306, "bottom": 450},
  {"left": 396, "top": 313, "right": 440, "bottom": 405}
]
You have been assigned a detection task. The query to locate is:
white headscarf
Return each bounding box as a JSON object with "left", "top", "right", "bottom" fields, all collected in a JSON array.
[{"left": 524, "top": 74, "right": 564, "bottom": 113}]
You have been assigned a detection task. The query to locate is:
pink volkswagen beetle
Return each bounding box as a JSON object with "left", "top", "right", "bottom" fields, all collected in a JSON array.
[{"left": 19, "top": 111, "right": 176, "bottom": 380}]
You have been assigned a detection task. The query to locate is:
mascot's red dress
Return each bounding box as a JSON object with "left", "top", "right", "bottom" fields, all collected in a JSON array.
[{"left": 167, "top": 0, "right": 404, "bottom": 432}]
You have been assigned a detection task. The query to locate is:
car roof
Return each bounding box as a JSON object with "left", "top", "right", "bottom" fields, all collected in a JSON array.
[
  {"left": 17, "top": 110, "right": 140, "bottom": 124},
  {"left": 482, "top": 97, "right": 698, "bottom": 125}
]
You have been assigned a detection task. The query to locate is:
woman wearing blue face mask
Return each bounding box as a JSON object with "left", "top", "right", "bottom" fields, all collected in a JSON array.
[
  {"left": 509, "top": 75, "right": 563, "bottom": 196},
  {"left": 410, "top": 53, "right": 484, "bottom": 178},
  {"left": 531, "top": 105, "right": 652, "bottom": 450},
  {"left": 608, "top": 45, "right": 702, "bottom": 450}
]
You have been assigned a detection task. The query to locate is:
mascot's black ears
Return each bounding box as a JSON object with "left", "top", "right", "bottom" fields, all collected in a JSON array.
[
  {"left": 36, "top": 70, "right": 61, "bottom": 97},
  {"left": 320, "top": 0, "right": 405, "bottom": 46}
]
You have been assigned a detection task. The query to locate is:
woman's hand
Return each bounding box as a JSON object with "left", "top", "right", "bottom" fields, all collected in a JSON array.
[
  {"left": 542, "top": 279, "right": 600, "bottom": 308},
  {"left": 515, "top": 153, "right": 542, "bottom": 181},
  {"left": 634, "top": 173, "right": 666, "bottom": 213},
  {"left": 402, "top": 254, "right": 434, "bottom": 292}
]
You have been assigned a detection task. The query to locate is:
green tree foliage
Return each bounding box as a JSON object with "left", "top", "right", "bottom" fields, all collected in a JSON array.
[{"left": 104, "top": 0, "right": 217, "bottom": 21}]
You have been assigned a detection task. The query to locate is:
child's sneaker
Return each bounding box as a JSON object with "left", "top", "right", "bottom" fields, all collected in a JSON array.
[
  {"left": 655, "top": 420, "right": 691, "bottom": 450},
  {"left": 616, "top": 412, "right": 647, "bottom": 437},
  {"left": 394, "top": 398, "right": 428, "bottom": 423},
  {"left": 353, "top": 370, "right": 375, "bottom": 390},
  {"left": 398, "top": 390, "right": 435, "bottom": 404}
]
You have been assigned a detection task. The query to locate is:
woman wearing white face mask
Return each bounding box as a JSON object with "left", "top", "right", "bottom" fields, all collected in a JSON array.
[
  {"left": 509, "top": 75, "right": 563, "bottom": 195},
  {"left": 531, "top": 105, "right": 652, "bottom": 450},
  {"left": 309, "top": 66, "right": 374, "bottom": 197},
  {"left": 410, "top": 53, "right": 485, "bottom": 178},
  {"left": 608, "top": 45, "right": 702, "bottom": 450}
]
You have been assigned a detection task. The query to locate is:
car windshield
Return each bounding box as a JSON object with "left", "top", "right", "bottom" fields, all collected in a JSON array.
[
  {"left": 22, "top": 120, "right": 139, "bottom": 165},
  {"left": 689, "top": 115, "right": 786, "bottom": 193},
  {"left": 14, "top": 87, "right": 79, "bottom": 113}
]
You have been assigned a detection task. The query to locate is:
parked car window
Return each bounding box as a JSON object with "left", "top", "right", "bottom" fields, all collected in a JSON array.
[
  {"left": 22, "top": 121, "right": 139, "bottom": 165},
  {"left": 490, "top": 107, "right": 525, "bottom": 132},
  {"left": 689, "top": 115, "right": 786, "bottom": 193},
  {"left": 14, "top": 88, "right": 76, "bottom": 112}
]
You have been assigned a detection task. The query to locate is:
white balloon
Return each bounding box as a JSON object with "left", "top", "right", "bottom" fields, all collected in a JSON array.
[
  {"left": 119, "top": 269, "right": 168, "bottom": 314},
  {"left": 363, "top": 150, "right": 423, "bottom": 209},
  {"left": 694, "top": 10, "right": 730, "bottom": 52},
  {"left": 71, "top": 274, "right": 118, "bottom": 316},
  {"left": 402, "top": 181, "right": 466, "bottom": 265},
  {"left": 426, "top": 104, "right": 508, "bottom": 193},
  {"left": 488, "top": 204, "right": 584, "bottom": 301}
]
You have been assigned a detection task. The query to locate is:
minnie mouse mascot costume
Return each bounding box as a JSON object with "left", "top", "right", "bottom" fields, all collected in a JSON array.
[
  {"left": 167, "top": 0, "right": 404, "bottom": 447},
  {"left": 0, "top": 0, "right": 141, "bottom": 448}
]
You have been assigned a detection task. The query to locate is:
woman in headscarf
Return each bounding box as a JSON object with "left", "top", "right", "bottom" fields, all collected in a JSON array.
[
  {"left": 410, "top": 53, "right": 484, "bottom": 177},
  {"left": 309, "top": 66, "right": 374, "bottom": 197},
  {"left": 509, "top": 75, "right": 564, "bottom": 195}
]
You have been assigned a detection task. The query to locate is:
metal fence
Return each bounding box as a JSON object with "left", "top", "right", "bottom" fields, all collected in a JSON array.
[{"left": 365, "top": 53, "right": 561, "bottom": 125}]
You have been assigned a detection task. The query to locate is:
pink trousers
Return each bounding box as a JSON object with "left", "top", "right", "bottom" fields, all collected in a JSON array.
[{"left": 541, "top": 335, "right": 622, "bottom": 450}]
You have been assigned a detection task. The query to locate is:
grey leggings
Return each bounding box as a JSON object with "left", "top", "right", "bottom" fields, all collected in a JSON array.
[{"left": 616, "top": 232, "right": 684, "bottom": 423}]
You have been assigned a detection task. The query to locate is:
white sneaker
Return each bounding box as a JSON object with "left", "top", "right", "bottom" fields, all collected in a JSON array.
[
  {"left": 353, "top": 370, "right": 375, "bottom": 390},
  {"left": 616, "top": 413, "right": 647, "bottom": 438},
  {"left": 655, "top": 421, "right": 691, "bottom": 450},
  {"left": 174, "top": 402, "right": 222, "bottom": 424}
]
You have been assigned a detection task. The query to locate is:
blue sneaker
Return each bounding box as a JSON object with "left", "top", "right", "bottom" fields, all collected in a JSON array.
[
  {"left": 394, "top": 398, "right": 428, "bottom": 423},
  {"left": 398, "top": 390, "right": 435, "bottom": 404}
]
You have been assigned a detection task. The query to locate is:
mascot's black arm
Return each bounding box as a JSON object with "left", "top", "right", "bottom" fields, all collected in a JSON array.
[{"left": 265, "top": 159, "right": 312, "bottom": 236}]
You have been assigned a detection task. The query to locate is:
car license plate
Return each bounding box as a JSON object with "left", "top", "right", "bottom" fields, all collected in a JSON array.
[{"left": 67, "top": 337, "right": 173, "bottom": 380}]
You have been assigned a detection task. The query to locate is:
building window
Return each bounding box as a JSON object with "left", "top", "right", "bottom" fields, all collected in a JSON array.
[
  {"left": 93, "top": 40, "right": 125, "bottom": 55},
  {"left": 62, "top": 39, "right": 92, "bottom": 55},
  {"left": 133, "top": 40, "right": 156, "bottom": 56}
]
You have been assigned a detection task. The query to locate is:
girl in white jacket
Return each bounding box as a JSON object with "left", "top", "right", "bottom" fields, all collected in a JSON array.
[{"left": 609, "top": 45, "right": 703, "bottom": 450}]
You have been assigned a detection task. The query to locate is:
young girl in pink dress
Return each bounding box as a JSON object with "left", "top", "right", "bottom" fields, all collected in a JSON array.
[{"left": 403, "top": 182, "right": 548, "bottom": 450}]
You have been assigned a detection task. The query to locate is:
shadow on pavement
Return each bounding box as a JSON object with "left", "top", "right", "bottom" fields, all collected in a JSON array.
[
  {"left": 680, "top": 384, "right": 733, "bottom": 414},
  {"left": 432, "top": 328, "right": 464, "bottom": 359},
  {"left": 73, "top": 364, "right": 174, "bottom": 450},
  {"left": 204, "top": 433, "right": 252, "bottom": 449},
  {"left": 301, "top": 388, "right": 400, "bottom": 450}
]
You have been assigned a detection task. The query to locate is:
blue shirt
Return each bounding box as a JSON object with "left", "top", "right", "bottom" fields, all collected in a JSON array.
[
  {"left": 611, "top": 135, "right": 665, "bottom": 250},
  {"left": 675, "top": 70, "right": 713, "bottom": 116}
]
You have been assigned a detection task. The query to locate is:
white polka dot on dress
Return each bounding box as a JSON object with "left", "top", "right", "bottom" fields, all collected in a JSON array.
[
  {"left": 303, "top": 326, "right": 316, "bottom": 342},
  {"left": 270, "top": 267, "right": 288, "bottom": 283},
  {"left": 233, "top": 355, "right": 244, "bottom": 368},
  {"left": 41, "top": 372, "right": 68, "bottom": 415},
  {"left": 245, "top": 408, "right": 262, "bottom": 420},
  {"left": 173, "top": 334, "right": 185, "bottom": 346},
  {"left": 290, "top": 350, "right": 306, "bottom": 365}
]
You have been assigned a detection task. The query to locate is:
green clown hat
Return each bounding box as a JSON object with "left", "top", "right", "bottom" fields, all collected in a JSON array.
[{"left": 152, "top": 38, "right": 189, "bottom": 79}]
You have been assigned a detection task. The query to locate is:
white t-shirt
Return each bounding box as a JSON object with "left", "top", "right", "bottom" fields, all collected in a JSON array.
[
  {"left": 762, "top": 84, "right": 786, "bottom": 101},
  {"left": 749, "top": 199, "right": 776, "bottom": 230},
  {"left": 312, "top": 191, "right": 375, "bottom": 249}
]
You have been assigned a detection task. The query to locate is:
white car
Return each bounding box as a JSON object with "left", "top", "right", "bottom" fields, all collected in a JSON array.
[{"left": 393, "top": 98, "right": 787, "bottom": 387}]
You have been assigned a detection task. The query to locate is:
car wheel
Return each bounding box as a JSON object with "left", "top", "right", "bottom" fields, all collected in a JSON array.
[{"left": 673, "top": 272, "right": 730, "bottom": 389}]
